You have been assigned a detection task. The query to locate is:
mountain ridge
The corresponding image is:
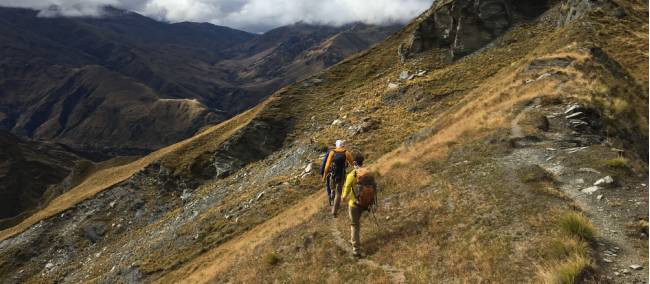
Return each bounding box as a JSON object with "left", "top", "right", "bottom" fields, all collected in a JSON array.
[{"left": 0, "top": 6, "right": 401, "bottom": 155}]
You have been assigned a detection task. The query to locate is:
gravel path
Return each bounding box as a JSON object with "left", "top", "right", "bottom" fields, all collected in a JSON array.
[{"left": 506, "top": 102, "right": 648, "bottom": 283}]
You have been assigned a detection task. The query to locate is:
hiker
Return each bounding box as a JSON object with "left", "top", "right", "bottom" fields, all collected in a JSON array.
[
  {"left": 342, "top": 153, "right": 377, "bottom": 258},
  {"left": 319, "top": 145, "right": 334, "bottom": 205},
  {"left": 322, "top": 140, "right": 353, "bottom": 217}
]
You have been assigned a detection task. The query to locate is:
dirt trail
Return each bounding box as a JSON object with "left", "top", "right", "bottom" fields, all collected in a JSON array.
[
  {"left": 329, "top": 219, "right": 406, "bottom": 283},
  {"left": 160, "top": 188, "right": 407, "bottom": 283},
  {"left": 508, "top": 104, "right": 649, "bottom": 282},
  {"left": 159, "top": 191, "right": 325, "bottom": 284},
  {"left": 560, "top": 180, "right": 648, "bottom": 282}
]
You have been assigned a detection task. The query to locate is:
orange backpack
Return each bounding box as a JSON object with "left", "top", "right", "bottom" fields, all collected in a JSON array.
[{"left": 354, "top": 168, "right": 377, "bottom": 211}]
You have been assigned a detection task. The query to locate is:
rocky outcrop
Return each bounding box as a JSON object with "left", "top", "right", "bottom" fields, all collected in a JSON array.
[
  {"left": 407, "top": 0, "right": 550, "bottom": 58},
  {"left": 558, "top": 0, "right": 625, "bottom": 27},
  {"left": 189, "top": 117, "right": 291, "bottom": 179},
  {"left": 210, "top": 119, "right": 289, "bottom": 178},
  {"left": 558, "top": 0, "right": 594, "bottom": 26}
]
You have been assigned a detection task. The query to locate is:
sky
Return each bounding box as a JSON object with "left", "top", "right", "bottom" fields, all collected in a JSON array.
[{"left": 0, "top": 0, "right": 433, "bottom": 33}]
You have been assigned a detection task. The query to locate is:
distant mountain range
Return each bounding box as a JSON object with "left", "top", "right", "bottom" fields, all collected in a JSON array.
[{"left": 0, "top": 6, "right": 400, "bottom": 156}]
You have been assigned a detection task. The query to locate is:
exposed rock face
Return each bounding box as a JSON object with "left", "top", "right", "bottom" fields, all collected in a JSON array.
[
  {"left": 210, "top": 118, "right": 289, "bottom": 178},
  {"left": 407, "top": 0, "right": 550, "bottom": 58},
  {"left": 189, "top": 117, "right": 291, "bottom": 179},
  {"left": 558, "top": 0, "right": 597, "bottom": 26}
]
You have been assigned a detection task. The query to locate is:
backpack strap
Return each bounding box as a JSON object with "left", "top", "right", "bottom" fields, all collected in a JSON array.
[{"left": 350, "top": 169, "right": 358, "bottom": 196}]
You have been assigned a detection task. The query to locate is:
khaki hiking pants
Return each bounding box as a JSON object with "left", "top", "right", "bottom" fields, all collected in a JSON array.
[
  {"left": 349, "top": 205, "right": 363, "bottom": 255},
  {"left": 331, "top": 177, "right": 344, "bottom": 216}
]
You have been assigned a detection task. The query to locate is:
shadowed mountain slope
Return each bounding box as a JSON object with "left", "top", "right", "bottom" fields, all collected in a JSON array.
[
  {"left": 0, "top": 7, "right": 400, "bottom": 155},
  {"left": 0, "top": 131, "right": 78, "bottom": 226}
]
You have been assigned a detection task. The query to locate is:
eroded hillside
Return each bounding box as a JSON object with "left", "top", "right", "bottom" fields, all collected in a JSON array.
[{"left": 0, "top": 0, "right": 647, "bottom": 283}]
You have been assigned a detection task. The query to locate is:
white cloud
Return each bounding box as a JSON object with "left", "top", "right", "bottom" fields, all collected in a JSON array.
[{"left": 0, "top": 0, "right": 432, "bottom": 32}]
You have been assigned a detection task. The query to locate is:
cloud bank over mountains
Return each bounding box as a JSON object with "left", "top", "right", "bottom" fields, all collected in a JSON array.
[{"left": 0, "top": 0, "right": 432, "bottom": 32}]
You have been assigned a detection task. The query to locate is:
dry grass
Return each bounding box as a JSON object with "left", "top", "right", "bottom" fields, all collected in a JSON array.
[
  {"left": 547, "top": 237, "right": 590, "bottom": 260},
  {"left": 533, "top": 185, "right": 573, "bottom": 201},
  {"left": 519, "top": 165, "right": 555, "bottom": 183},
  {"left": 378, "top": 164, "right": 432, "bottom": 194},
  {"left": 537, "top": 211, "right": 596, "bottom": 284},
  {"left": 558, "top": 212, "right": 596, "bottom": 241},
  {"left": 157, "top": 191, "right": 324, "bottom": 284},
  {"left": 538, "top": 255, "right": 594, "bottom": 284},
  {"left": 626, "top": 219, "right": 649, "bottom": 235}
]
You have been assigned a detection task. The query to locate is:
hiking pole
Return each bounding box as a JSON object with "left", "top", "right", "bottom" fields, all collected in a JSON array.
[
  {"left": 369, "top": 190, "right": 380, "bottom": 228},
  {"left": 370, "top": 208, "right": 380, "bottom": 228}
]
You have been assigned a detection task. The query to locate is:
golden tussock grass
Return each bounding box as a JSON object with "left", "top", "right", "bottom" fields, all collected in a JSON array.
[
  {"left": 538, "top": 255, "right": 595, "bottom": 284},
  {"left": 558, "top": 212, "right": 596, "bottom": 242},
  {"left": 378, "top": 164, "right": 433, "bottom": 195},
  {"left": 536, "top": 211, "right": 596, "bottom": 284}
]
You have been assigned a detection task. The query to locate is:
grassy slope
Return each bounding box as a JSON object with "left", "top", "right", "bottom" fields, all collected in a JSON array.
[
  {"left": 162, "top": 0, "right": 647, "bottom": 282},
  {"left": 1, "top": 0, "right": 646, "bottom": 282}
]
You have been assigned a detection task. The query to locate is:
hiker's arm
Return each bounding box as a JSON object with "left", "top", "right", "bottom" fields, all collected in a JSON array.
[
  {"left": 322, "top": 152, "right": 333, "bottom": 180},
  {"left": 342, "top": 172, "right": 353, "bottom": 199}
]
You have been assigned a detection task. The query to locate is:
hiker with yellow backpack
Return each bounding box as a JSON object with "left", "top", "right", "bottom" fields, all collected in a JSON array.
[
  {"left": 342, "top": 153, "right": 377, "bottom": 258},
  {"left": 321, "top": 140, "right": 354, "bottom": 217}
]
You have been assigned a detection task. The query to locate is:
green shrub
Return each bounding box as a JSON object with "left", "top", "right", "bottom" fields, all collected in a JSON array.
[
  {"left": 264, "top": 252, "right": 282, "bottom": 266},
  {"left": 604, "top": 157, "right": 628, "bottom": 169}
]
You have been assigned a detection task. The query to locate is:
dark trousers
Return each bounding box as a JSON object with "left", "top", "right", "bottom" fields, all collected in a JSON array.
[{"left": 331, "top": 175, "right": 344, "bottom": 216}]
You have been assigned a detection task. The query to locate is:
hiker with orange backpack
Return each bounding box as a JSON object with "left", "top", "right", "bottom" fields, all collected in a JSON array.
[
  {"left": 321, "top": 140, "right": 353, "bottom": 217},
  {"left": 342, "top": 153, "right": 378, "bottom": 258}
]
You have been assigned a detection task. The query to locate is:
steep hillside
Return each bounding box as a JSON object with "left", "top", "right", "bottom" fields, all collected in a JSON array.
[
  {"left": 0, "top": 131, "right": 139, "bottom": 230},
  {"left": 0, "top": 0, "right": 647, "bottom": 283},
  {"left": 0, "top": 7, "right": 399, "bottom": 155},
  {"left": 0, "top": 131, "right": 79, "bottom": 227}
]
